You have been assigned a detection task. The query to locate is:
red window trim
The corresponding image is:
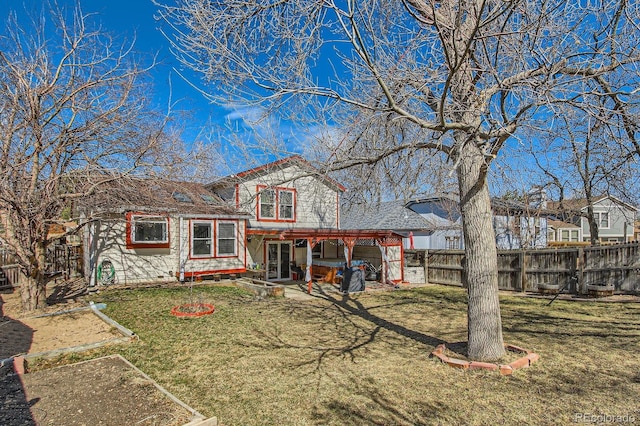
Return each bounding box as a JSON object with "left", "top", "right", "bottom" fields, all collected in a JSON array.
[
  {"left": 126, "top": 212, "right": 170, "bottom": 249},
  {"left": 256, "top": 185, "right": 297, "bottom": 223},
  {"left": 188, "top": 218, "right": 240, "bottom": 260},
  {"left": 216, "top": 220, "right": 239, "bottom": 258}
]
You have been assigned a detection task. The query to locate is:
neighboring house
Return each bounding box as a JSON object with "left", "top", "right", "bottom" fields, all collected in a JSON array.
[
  {"left": 491, "top": 198, "right": 548, "bottom": 249},
  {"left": 340, "top": 200, "right": 450, "bottom": 250},
  {"left": 546, "top": 219, "right": 582, "bottom": 245},
  {"left": 342, "top": 193, "right": 550, "bottom": 251},
  {"left": 81, "top": 178, "right": 251, "bottom": 287},
  {"left": 341, "top": 194, "right": 464, "bottom": 250},
  {"left": 547, "top": 195, "right": 637, "bottom": 244},
  {"left": 405, "top": 194, "right": 464, "bottom": 250},
  {"left": 208, "top": 156, "right": 405, "bottom": 285}
]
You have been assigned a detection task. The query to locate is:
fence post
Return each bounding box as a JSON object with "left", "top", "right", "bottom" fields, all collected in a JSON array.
[
  {"left": 577, "top": 247, "right": 585, "bottom": 294},
  {"left": 513, "top": 250, "right": 525, "bottom": 292},
  {"left": 423, "top": 250, "right": 428, "bottom": 285}
]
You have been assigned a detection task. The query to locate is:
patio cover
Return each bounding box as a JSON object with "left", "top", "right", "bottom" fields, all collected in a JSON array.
[{"left": 247, "top": 228, "right": 404, "bottom": 293}]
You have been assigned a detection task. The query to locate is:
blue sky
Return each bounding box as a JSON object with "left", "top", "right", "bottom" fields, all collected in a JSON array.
[{"left": 0, "top": 0, "right": 305, "bottom": 172}]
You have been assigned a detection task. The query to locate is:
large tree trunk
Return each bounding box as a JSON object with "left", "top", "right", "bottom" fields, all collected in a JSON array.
[
  {"left": 457, "top": 142, "right": 506, "bottom": 361},
  {"left": 19, "top": 242, "right": 48, "bottom": 311},
  {"left": 585, "top": 205, "right": 600, "bottom": 246},
  {"left": 20, "top": 274, "right": 47, "bottom": 311}
]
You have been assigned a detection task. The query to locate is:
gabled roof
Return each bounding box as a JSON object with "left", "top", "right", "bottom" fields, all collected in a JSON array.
[
  {"left": 207, "top": 155, "right": 346, "bottom": 193},
  {"left": 77, "top": 176, "right": 250, "bottom": 217},
  {"left": 547, "top": 219, "right": 580, "bottom": 229},
  {"left": 546, "top": 195, "right": 637, "bottom": 213},
  {"left": 490, "top": 197, "right": 552, "bottom": 215}
]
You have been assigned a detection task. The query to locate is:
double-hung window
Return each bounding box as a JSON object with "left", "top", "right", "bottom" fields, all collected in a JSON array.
[
  {"left": 594, "top": 212, "right": 610, "bottom": 229},
  {"left": 259, "top": 189, "right": 276, "bottom": 219},
  {"left": 217, "top": 222, "right": 237, "bottom": 256},
  {"left": 257, "top": 186, "right": 296, "bottom": 222},
  {"left": 190, "top": 220, "right": 238, "bottom": 258},
  {"left": 560, "top": 229, "right": 580, "bottom": 242},
  {"left": 127, "top": 213, "right": 169, "bottom": 248},
  {"left": 279, "top": 189, "right": 294, "bottom": 220},
  {"left": 192, "top": 222, "right": 213, "bottom": 257}
]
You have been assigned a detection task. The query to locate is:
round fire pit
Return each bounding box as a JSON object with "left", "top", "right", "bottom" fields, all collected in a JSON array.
[{"left": 170, "top": 303, "right": 215, "bottom": 318}]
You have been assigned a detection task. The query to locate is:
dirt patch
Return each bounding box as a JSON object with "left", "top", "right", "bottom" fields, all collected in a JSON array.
[
  {"left": 0, "top": 355, "right": 201, "bottom": 425},
  {"left": 0, "top": 281, "right": 210, "bottom": 425},
  {"left": 0, "top": 281, "right": 122, "bottom": 359}
]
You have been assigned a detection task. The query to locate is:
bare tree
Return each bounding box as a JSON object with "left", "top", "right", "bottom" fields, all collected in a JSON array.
[
  {"left": 157, "top": 0, "right": 640, "bottom": 360},
  {"left": 526, "top": 99, "right": 640, "bottom": 245},
  {"left": 0, "top": 2, "right": 174, "bottom": 311}
]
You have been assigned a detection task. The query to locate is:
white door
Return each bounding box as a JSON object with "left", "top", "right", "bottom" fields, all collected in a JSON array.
[{"left": 267, "top": 242, "right": 292, "bottom": 280}]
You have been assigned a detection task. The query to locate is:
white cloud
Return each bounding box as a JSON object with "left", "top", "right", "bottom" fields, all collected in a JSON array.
[{"left": 223, "top": 105, "right": 265, "bottom": 123}]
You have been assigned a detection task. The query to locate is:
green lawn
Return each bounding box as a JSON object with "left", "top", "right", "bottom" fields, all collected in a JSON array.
[{"left": 37, "top": 284, "right": 640, "bottom": 425}]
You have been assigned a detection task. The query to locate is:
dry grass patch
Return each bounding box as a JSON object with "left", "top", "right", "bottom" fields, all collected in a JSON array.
[{"left": 34, "top": 284, "right": 640, "bottom": 425}]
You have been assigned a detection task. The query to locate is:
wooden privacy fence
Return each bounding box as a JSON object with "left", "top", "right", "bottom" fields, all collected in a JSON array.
[
  {"left": 406, "top": 242, "right": 640, "bottom": 294},
  {"left": 0, "top": 248, "right": 20, "bottom": 289},
  {"left": 0, "top": 245, "right": 83, "bottom": 289}
]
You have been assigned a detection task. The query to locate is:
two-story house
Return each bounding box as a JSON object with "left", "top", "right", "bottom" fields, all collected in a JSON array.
[
  {"left": 207, "top": 156, "right": 405, "bottom": 288},
  {"left": 80, "top": 156, "right": 406, "bottom": 289},
  {"left": 547, "top": 196, "right": 637, "bottom": 244}
]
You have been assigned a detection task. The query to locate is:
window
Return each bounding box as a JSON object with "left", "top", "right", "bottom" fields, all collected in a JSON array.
[
  {"left": 217, "top": 222, "right": 237, "bottom": 256},
  {"left": 279, "top": 190, "right": 294, "bottom": 220},
  {"left": 547, "top": 229, "right": 556, "bottom": 242},
  {"left": 192, "top": 222, "right": 213, "bottom": 257},
  {"left": 200, "top": 193, "right": 218, "bottom": 204},
  {"left": 127, "top": 214, "right": 169, "bottom": 248},
  {"left": 446, "top": 236, "right": 461, "bottom": 249},
  {"left": 560, "top": 229, "right": 579, "bottom": 242},
  {"left": 257, "top": 186, "right": 296, "bottom": 221},
  {"left": 594, "top": 212, "right": 610, "bottom": 229},
  {"left": 172, "top": 191, "right": 193, "bottom": 203},
  {"left": 312, "top": 242, "right": 322, "bottom": 258},
  {"left": 259, "top": 189, "right": 276, "bottom": 219},
  {"left": 190, "top": 220, "right": 239, "bottom": 258}
]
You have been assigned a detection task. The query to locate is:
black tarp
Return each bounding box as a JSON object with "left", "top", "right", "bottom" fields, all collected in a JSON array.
[{"left": 341, "top": 266, "right": 365, "bottom": 293}]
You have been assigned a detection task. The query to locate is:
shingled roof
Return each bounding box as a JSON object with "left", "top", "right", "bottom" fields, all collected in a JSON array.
[
  {"left": 76, "top": 176, "right": 249, "bottom": 217},
  {"left": 207, "top": 155, "right": 346, "bottom": 193},
  {"left": 340, "top": 201, "right": 440, "bottom": 231}
]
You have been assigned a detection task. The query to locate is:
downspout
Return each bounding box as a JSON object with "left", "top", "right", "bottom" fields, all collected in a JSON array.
[
  {"left": 178, "top": 217, "right": 187, "bottom": 282},
  {"left": 87, "top": 220, "right": 97, "bottom": 289}
]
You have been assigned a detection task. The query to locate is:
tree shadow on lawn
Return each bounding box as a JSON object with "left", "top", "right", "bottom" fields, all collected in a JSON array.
[
  {"left": 310, "top": 370, "right": 445, "bottom": 426},
  {"left": 500, "top": 302, "right": 640, "bottom": 349},
  {"left": 252, "top": 285, "right": 471, "bottom": 371},
  {"left": 324, "top": 289, "right": 449, "bottom": 346}
]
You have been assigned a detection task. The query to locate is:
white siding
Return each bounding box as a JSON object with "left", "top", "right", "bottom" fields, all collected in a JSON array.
[
  {"left": 237, "top": 163, "right": 340, "bottom": 230},
  {"left": 89, "top": 214, "right": 247, "bottom": 286},
  {"left": 89, "top": 218, "right": 178, "bottom": 286}
]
